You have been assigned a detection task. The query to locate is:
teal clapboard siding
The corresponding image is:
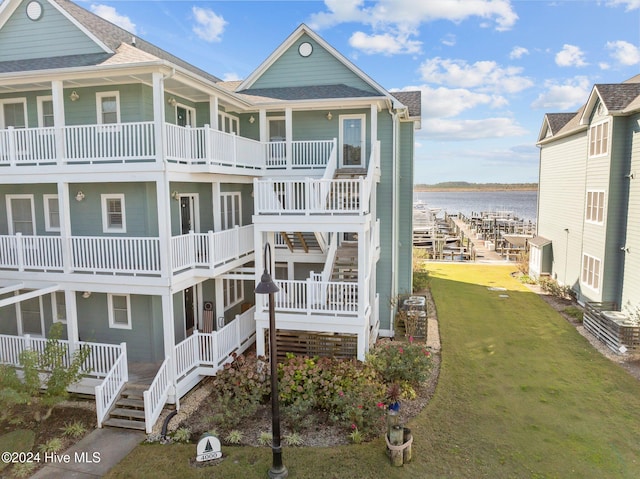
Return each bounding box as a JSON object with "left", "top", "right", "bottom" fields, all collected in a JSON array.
[
  {"left": 77, "top": 293, "right": 163, "bottom": 362},
  {"left": 601, "top": 116, "right": 632, "bottom": 304},
  {"left": 0, "top": 183, "right": 57, "bottom": 235},
  {"left": 69, "top": 182, "right": 158, "bottom": 237},
  {"left": 397, "top": 121, "right": 415, "bottom": 294},
  {"left": 537, "top": 132, "right": 588, "bottom": 296},
  {"left": 621, "top": 113, "right": 640, "bottom": 308},
  {"left": 249, "top": 34, "right": 377, "bottom": 93},
  {"left": 375, "top": 111, "right": 395, "bottom": 330},
  {"left": 0, "top": 0, "right": 105, "bottom": 62}
]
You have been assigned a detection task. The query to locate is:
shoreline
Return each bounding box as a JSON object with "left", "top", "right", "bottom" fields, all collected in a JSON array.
[{"left": 414, "top": 187, "right": 538, "bottom": 193}]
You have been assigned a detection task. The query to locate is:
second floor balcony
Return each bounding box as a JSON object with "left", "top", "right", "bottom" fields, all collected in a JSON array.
[
  {"left": 0, "top": 122, "right": 335, "bottom": 174},
  {"left": 0, "top": 225, "right": 254, "bottom": 278}
]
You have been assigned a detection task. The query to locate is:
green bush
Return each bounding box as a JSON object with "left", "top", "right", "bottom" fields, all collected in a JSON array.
[{"left": 366, "top": 339, "right": 432, "bottom": 387}]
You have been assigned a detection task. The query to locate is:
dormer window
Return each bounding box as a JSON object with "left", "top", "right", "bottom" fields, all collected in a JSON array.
[{"left": 588, "top": 120, "right": 609, "bottom": 158}]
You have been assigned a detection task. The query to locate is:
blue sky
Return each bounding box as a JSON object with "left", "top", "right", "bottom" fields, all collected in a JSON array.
[{"left": 79, "top": 0, "right": 640, "bottom": 184}]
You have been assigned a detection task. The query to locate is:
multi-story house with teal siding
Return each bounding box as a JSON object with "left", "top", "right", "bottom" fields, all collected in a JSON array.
[
  {"left": 532, "top": 75, "right": 640, "bottom": 314},
  {"left": 0, "top": 0, "right": 420, "bottom": 432}
]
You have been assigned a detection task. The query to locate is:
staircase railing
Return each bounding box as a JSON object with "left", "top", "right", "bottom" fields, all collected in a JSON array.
[
  {"left": 143, "top": 357, "right": 172, "bottom": 434},
  {"left": 95, "top": 343, "right": 128, "bottom": 429}
]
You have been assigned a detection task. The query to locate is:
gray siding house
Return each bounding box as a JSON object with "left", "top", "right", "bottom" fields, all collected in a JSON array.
[
  {"left": 0, "top": 0, "right": 420, "bottom": 432},
  {"left": 532, "top": 75, "right": 640, "bottom": 313}
]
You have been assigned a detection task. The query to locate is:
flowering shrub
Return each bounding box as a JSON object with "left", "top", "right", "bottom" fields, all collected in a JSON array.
[{"left": 366, "top": 339, "right": 432, "bottom": 387}]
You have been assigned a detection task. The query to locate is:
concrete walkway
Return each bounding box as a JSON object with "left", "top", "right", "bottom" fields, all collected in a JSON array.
[{"left": 31, "top": 428, "right": 144, "bottom": 478}]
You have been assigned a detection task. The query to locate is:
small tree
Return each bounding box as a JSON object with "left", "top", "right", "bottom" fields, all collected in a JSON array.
[{"left": 0, "top": 323, "right": 91, "bottom": 422}]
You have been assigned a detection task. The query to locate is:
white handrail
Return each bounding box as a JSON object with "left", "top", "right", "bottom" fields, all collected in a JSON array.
[
  {"left": 95, "top": 343, "right": 128, "bottom": 429},
  {"left": 143, "top": 357, "right": 172, "bottom": 433},
  {"left": 272, "top": 279, "right": 359, "bottom": 315}
]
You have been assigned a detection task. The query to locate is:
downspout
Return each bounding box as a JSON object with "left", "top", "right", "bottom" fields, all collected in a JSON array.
[{"left": 389, "top": 108, "right": 399, "bottom": 338}]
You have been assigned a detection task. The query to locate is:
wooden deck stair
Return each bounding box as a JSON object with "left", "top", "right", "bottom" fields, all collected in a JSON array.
[
  {"left": 329, "top": 169, "right": 365, "bottom": 210},
  {"left": 103, "top": 383, "right": 154, "bottom": 431},
  {"left": 328, "top": 244, "right": 358, "bottom": 307},
  {"left": 279, "top": 231, "right": 321, "bottom": 253}
]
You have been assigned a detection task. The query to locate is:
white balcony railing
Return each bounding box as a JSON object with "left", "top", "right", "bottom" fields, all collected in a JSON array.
[
  {"left": 171, "top": 225, "right": 254, "bottom": 273},
  {"left": 0, "top": 227, "right": 253, "bottom": 276},
  {"left": 270, "top": 279, "right": 359, "bottom": 316},
  {"left": 1, "top": 123, "right": 335, "bottom": 171}
]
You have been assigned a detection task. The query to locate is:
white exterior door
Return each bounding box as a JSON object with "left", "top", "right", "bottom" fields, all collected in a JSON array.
[{"left": 339, "top": 114, "right": 366, "bottom": 168}]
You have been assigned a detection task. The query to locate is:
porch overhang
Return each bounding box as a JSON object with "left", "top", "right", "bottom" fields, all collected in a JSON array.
[{"left": 0, "top": 283, "right": 60, "bottom": 308}]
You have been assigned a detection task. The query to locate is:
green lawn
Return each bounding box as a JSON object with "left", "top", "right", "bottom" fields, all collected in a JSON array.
[{"left": 106, "top": 263, "right": 640, "bottom": 478}]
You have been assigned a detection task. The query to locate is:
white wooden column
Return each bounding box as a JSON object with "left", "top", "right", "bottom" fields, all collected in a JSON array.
[
  {"left": 161, "top": 292, "right": 177, "bottom": 384},
  {"left": 64, "top": 290, "right": 79, "bottom": 350},
  {"left": 214, "top": 278, "right": 224, "bottom": 329},
  {"left": 212, "top": 182, "right": 221, "bottom": 232},
  {"left": 57, "top": 182, "right": 72, "bottom": 274},
  {"left": 51, "top": 80, "right": 65, "bottom": 163},
  {"left": 210, "top": 96, "right": 219, "bottom": 130},
  {"left": 285, "top": 108, "right": 293, "bottom": 169},
  {"left": 370, "top": 103, "right": 378, "bottom": 154},
  {"left": 152, "top": 72, "right": 166, "bottom": 164},
  {"left": 259, "top": 109, "right": 267, "bottom": 142}
]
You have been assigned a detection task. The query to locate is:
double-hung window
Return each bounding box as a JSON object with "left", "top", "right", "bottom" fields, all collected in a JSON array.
[
  {"left": 52, "top": 292, "right": 66, "bottom": 324},
  {"left": 589, "top": 121, "right": 609, "bottom": 157},
  {"left": 223, "top": 279, "right": 244, "bottom": 309},
  {"left": 101, "top": 194, "right": 126, "bottom": 233},
  {"left": 108, "top": 294, "right": 131, "bottom": 329},
  {"left": 585, "top": 191, "right": 605, "bottom": 223},
  {"left": 96, "top": 91, "right": 120, "bottom": 125},
  {"left": 220, "top": 192, "right": 242, "bottom": 229},
  {"left": 37, "top": 96, "right": 54, "bottom": 128},
  {"left": 581, "top": 254, "right": 601, "bottom": 291},
  {"left": 43, "top": 194, "right": 60, "bottom": 232}
]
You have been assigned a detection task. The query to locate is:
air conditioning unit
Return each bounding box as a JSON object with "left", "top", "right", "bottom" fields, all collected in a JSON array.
[{"left": 203, "top": 301, "right": 214, "bottom": 311}]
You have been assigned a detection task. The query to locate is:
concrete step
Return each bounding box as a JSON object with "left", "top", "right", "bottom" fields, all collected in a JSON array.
[{"left": 103, "top": 417, "right": 146, "bottom": 431}]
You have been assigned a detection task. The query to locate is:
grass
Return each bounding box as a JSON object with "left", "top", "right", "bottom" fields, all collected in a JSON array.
[{"left": 106, "top": 263, "right": 640, "bottom": 478}]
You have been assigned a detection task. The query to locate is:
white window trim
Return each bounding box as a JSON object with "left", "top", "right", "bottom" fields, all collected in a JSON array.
[
  {"left": 51, "top": 291, "right": 66, "bottom": 324},
  {"left": 36, "top": 95, "right": 54, "bottom": 129},
  {"left": 174, "top": 103, "right": 196, "bottom": 127},
  {"left": 581, "top": 253, "right": 602, "bottom": 292},
  {"left": 585, "top": 190, "right": 605, "bottom": 224},
  {"left": 96, "top": 91, "right": 121, "bottom": 125},
  {"left": 108, "top": 293, "right": 132, "bottom": 330},
  {"left": 101, "top": 193, "right": 126, "bottom": 233},
  {"left": 0, "top": 97, "right": 28, "bottom": 128},
  {"left": 220, "top": 192, "right": 242, "bottom": 229},
  {"left": 43, "top": 194, "right": 60, "bottom": 232},
  {"left": 223, "top": 279, "right": 244, "bottom": 310},
  {"left": 218, "top": 111, "right": 239, "bottom": 134},
  {"left": 339, "top": 113, "right": 366, "bottom": 168},
  {"left": 6, "top": 194, "right": 36, "bottom": 235},
  {"left": 16, "top": 292, "right": 44, "bottom": 337},
  {"left": 588, "top": 120, "right": 610, "bottom": 158}
]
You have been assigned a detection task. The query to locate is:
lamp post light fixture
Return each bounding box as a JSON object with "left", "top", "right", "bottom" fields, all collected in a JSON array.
[{"left": 255, "top": 242, "right": 288, "bottom": 479}]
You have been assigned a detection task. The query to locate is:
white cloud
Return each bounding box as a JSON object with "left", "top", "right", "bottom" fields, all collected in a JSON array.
[
  {"left": 402, "top": 85, "right": 503, "bottom": 119},
  {"left": 441, "top": 34, "right": 456, "bottom": 47},
  {"left": 192, "top": 7, "right": 226, "bottom": 43},
  {"left": 555, "top": 44, "right": 588, "bottom": 67},
  {"left": 420, "top": 117, "right": 527, "bottom": 141},
  {"left": 531, "top": 77, "right": 591, "bottom": 111},
  {"left": 419, "top": 57, "right": 533, "bottom": 94},
  {"left": 606, "top": 0, "right": 640, "bottom": 11},
  {"left": 90, "top": 4, "right": 136, "bottom": 34},
  {"left": 349, "top": 31, "right": 421, "bottom": 55},
  {"left": 222, "top": 72, "right": 242, "bottom": 82},
  {"left": 309, "top": 0, "right": 517, "bottom": 55},
  {"left": 606, "top": 40, "right": 640, "bottom": 65},
  {"left": 509, "top": 46, "right": 529, "bottom": 59}
]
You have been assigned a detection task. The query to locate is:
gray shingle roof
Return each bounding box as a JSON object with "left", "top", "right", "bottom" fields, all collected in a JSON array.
[
  {"left": 595, "top": 83, "right": 640, "bottom": 111},
  {"left": 391, "top": 91, "right": 421, "bottom": 118},
  {"left": 0, "top": 53, "right": 111, "bottom": 73},
  {"left": 546, "top": 113, "right": 577, "bottom": 135},
  {"left": 45, "top": 0, "right": 221, "bottom": 82},
  {"left": 238, "top": 84, "right": 380, "bottom": 101}
]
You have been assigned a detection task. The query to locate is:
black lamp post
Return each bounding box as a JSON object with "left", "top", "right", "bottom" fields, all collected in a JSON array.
[{"left": 255, "top": 243, "right": 288, "bottom": 479}]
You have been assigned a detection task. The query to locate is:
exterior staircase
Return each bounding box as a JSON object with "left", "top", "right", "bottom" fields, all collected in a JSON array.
[
  {"left": 329, "top": 168, "right": 365, "bottom": 211},
  {"left": 279, "top": 231, "right": 321, "bottom": 253},
  {"left": 102, "top": 383, "right": 149, "bottom": 431},
  {"left": 328, "top": 244, "right": 358, "bottom": 308}
]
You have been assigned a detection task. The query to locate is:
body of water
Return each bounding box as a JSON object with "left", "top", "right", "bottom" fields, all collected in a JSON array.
[{"left": 414, "top": 190, "right": 538, "bottom": 223}]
